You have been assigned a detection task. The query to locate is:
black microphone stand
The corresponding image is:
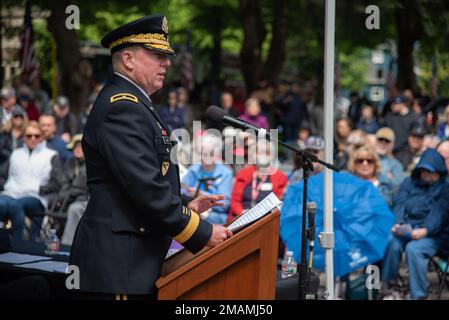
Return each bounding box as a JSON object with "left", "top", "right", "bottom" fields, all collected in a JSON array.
[{"left": 299, "top": 157, "right": 313, "bottom": 300}]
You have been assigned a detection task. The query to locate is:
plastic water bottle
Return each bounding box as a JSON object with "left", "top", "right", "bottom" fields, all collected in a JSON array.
[
  {"left": 45, "top": 229, "right": 60, "bottom": 254},
  {"left": 281, "top": 250, "right": 297, "bottom": 279}
]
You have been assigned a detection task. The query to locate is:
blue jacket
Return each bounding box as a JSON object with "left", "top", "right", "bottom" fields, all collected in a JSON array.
[
  {"left": 393, "top": 149, "right": 449, "bottom": 240},
  {"left": 356, "top": 119, "right": 379, "bottom": 134},
  {"left": 380, "top": 155, "right": 405, "bottom": 188},
  {"left": 47, "top": 136, "right": 73, "bottom": 163},
  {"left": 159, "top": 106, "right": 184, "bottom": 131},
  {"left": 181, "top": 164, "right": 233, "bottom": 215},
  {"left": 376, "top": 173, "right": 396, "bottom": 208}
]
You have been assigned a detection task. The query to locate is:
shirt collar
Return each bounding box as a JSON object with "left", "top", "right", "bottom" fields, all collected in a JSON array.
[{"left": 114, "top": 72, "right": 152, "bottom": 102}]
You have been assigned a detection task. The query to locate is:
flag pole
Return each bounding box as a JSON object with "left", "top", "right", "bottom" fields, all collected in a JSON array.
[{"left": 322, "top": 0, "right": 335, "bottom": 300}]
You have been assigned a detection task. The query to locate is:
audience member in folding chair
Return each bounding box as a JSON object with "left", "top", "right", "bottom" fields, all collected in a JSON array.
[
  {"left": 0, "top": 121, "right": 63, "bottom": 242},
  {"left": 45, "top": 134, "right": 88, "bottom": 246}
]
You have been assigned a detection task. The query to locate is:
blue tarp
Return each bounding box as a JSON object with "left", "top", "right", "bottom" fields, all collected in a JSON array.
[{"left": 280, "top": 172, "right": 395, "bottom": 277}]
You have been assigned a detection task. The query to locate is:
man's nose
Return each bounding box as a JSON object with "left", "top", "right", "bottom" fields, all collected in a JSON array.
[{"left": 162, "top": 57, "right": 171, "bottom": 68}]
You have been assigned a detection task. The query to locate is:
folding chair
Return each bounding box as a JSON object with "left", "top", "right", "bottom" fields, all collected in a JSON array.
[
  {"left": 41, "top": 193, "right": 72, "bottom": 238},
  {"left": 26, "top": 193, "right": 71, "bottom": 241},
  {"left": 431, "top": 253, "right": 449, "bottom": 300}
]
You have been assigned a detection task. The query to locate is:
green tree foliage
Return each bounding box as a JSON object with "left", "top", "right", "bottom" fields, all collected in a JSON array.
[
  {"left": 33, "top": 19, "right": 52, "bottom": 86},
  {"left": 15, "top": 0, "right": 449, "bottom": 99}
]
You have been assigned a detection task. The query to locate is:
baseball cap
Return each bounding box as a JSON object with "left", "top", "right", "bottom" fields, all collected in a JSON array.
[
  {"left": 409, "top": 125, "right": 427, "bottom": 137},
  {"left": 0, "top": 86, "right": 16, "bottom": 99},
  {"left": 12, "top": 106, "right": 27, "bottom": 118},
  {"left": 391, "top": 95, "right": 407, "bottom": 105},
  {"left": 305, "top": 136, "right": 324, "bottom": 151},
  {"left": 376, "top": 127, "right": 395, "bottom": 142},
  {"left": 67, "top": 134, "right": 83, "bottom": 149},
  {"left": 55, "top": 96, "right": 70, "bottom": 108}
]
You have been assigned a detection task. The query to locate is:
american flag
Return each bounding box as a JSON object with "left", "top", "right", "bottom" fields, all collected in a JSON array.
[
  {"left": 180, "top": 32, "right": 194, "bottom": 91},
  {"left": 430, "top": 55, "right": 438, "bottom": 102},
  {"left": 20, "top": 2, "right": 39, "bottom": 82}
]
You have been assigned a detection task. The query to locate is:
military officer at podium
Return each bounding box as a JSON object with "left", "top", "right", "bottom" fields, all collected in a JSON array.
[{"left": 69, "top": 14, "right": 232, "bottom": 300}]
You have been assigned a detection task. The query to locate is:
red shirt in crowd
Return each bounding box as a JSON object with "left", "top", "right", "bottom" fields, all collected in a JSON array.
[
  {"left": 23, "top": 101, "right": 40, "bottom": 121},
  {"left": 227, "top": 165, "right": 287, "bottom": 222}
]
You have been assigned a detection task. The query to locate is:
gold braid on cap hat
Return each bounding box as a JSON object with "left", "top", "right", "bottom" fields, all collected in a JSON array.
[{"left": 108, "top": 33, "right": 173, "bottom": 52}]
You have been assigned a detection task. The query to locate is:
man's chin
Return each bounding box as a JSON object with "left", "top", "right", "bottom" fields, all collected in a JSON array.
[{"left": 149, "top": 82, "right": 164, "bottom": 94}]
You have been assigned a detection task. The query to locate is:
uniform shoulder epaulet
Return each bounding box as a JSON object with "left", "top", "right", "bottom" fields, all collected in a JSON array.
[{"left": 110, "top": 93, "right": 138, "bottom": 104}]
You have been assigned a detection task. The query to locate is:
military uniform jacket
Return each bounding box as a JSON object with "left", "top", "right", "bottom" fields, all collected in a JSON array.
[{"left": 69, "top": 74, "right": 212, "bottom": 295}]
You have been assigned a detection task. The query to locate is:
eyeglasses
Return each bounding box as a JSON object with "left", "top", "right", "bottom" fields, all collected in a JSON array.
[
  {"left": 13, "top": 114, "right": 24, "bottom": 118},
  {"left": 377, "top": 138, "right": 392, "bottom": 144},
  {"left": 25, "top": 134, "right": 42, "bottom": 139},
  {"left": 355, "top": 158, "right": 375, "bottom": 165}
]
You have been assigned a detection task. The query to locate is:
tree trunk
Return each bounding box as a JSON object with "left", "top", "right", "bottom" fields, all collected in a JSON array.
[
  {"left": 47, "top": 0, "right": 91, "bottom": 115},
  {"left": 263, "top": 0, "right": 289, "bottom": 88},
  {"left": 239, "top": 0, "right": 266, "bottom": 94},
  {"left": 394, "top": 0, "right": 424, "bottom": 92},
  {"left": 396, "top": 35, "right": 416, "bottom": 91}
]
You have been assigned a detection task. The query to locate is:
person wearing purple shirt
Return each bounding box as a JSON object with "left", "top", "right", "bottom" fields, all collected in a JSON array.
[{"left": 239, "top": 98, "right": 269, "bottom": 129}]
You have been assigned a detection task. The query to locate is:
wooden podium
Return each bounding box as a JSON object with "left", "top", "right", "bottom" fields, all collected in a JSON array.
[{"left": 156, "top": 208, "right": 280, "bottom": 300}]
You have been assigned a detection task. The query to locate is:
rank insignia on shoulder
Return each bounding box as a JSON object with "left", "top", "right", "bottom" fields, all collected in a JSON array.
[
  {"left": 110, "top": 93, "right": 138, "bottom": 104},
  {"left": 161, "top": 161, "right": 170, "bottom": 176}
]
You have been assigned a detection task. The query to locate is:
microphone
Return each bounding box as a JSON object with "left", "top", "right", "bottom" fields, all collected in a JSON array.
[
  {"left": 307, "top": 202, "right": 317, "bottom": 247},
  {"left": 205, "top": 106, "right": 270, "bottom": 139},
  {"left": 205, "top": 106, "right": 340, "bottom": 172}
]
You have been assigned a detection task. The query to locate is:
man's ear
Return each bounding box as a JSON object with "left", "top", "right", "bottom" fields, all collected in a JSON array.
[{"left": 121, "top": 50, "right": 134, "bottom": 71}]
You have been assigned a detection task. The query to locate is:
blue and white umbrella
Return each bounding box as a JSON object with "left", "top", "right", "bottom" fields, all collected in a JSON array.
[{"left": 280, "top": 172, "right": 395, "bottom": 277}]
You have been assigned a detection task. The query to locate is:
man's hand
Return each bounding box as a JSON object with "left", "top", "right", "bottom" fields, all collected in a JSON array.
[
  {"left": 391, "top": 224, "right": 401, "bottom": 236},
  {"left": 61, "top": 133, "right": 71, "bottom": 144},
  {"left": 188, "top": 194, "right": 225, "bottom": 214},
  {"left": 411, "top": 228, "right": 428, "bottom": 240},
  {"left": 207, "top": 224, "right": 233, "bottom": 247}
]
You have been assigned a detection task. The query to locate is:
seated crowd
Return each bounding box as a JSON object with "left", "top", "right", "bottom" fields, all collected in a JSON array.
[{"left": 1, "top": 79, "right": 449, "bottom": 300}]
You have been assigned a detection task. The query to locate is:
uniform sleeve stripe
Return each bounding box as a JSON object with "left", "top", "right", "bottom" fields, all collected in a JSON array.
[
  {"left": 110, "top": 93, "right": 138, "bottom": 104},
  {"left": 174, "top": 211, "right": 200, "bottom": 244}
]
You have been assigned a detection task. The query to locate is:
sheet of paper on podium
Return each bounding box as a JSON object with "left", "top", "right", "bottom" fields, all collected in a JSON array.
[
  {"left": 164, "top": 192, "right": 281, "bottom": 260},
  {"left": 228, "top": 192, "right": 282, "bottom": 232}
]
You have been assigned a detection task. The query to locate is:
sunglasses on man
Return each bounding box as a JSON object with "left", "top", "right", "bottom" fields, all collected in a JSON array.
[
  {"left": 377, "top": 137, "right": 391, "bottom": 144},
  {"left": 25, "top": 134, "right": 42, "bottom": 139}
]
